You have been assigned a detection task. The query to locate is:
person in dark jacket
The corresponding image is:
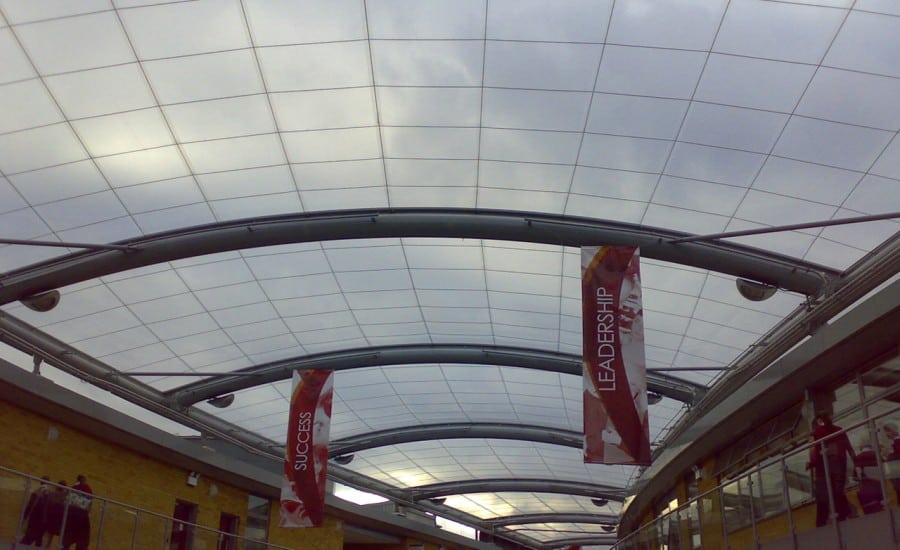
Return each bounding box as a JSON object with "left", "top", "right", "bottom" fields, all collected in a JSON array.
[
  {"left": 808, "top": 413, "right": 856, "bottom": 527},
  {"left": 20, "top": 476, "right": 51, "bottom": 546},
  {"left": 43, "top": 481, "right": 69, "bottom": 549},
  {"left": 62, "top": 474, "right": 93, "bottom": 550}
]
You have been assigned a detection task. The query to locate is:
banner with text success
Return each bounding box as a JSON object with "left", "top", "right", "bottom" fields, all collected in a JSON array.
[
  {"left": 582, "top": 246, "right": 650, "bottom": 465},
  {"left": 281, "top": 369, "right": 334, "bottom": 528}
]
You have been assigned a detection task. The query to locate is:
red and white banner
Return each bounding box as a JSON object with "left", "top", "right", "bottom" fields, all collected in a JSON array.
[
  {"left": 582, "top": 246, "right": 650, "bottom": 465},
  {"left": 280, "top": 369, "right": 334, "bottom": 528}
]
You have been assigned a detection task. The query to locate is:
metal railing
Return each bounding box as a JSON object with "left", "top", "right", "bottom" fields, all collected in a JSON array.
[
  {"left": 614, "top": 403, "right": 900, "bottom": 549},
  {"left": 0, "top": 466, "right": 294, "bottom": 550}
]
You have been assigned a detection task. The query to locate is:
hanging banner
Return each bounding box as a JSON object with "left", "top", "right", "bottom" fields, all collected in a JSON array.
[
  {"left": 280, "top": 369, "right": 334, "bottom": 528},
  {"left": 582, "top": 246, "right": 650, "bottom": 465}
]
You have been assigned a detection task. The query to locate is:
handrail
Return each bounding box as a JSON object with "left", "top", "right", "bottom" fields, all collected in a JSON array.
[
  {"left": 0, "top": 465, "right": 295, "bottom": 550},
  {"left": 614, "top": 402, "right": 900, "bottom": 548}
]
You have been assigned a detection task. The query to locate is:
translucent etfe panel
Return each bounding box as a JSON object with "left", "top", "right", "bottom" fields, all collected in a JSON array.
[
  {"left": 283, "top": 127, "right": 380, "bottom": 163},
  {"left": 163, "top": 95, "right": 275, "bottom": 143},
  {"left": 45, "top": 63, "right": 155, "bottom": 119},
  {"left": 775, "top": 118, "right": 894, "bottom": 172},
  {"left": 118, "top": 0, "right": 250, "bottom": 59},
  {"left": 481, "top": 129, "right": 582, "bottom": 165},
  {"left": 9, "top": 160, "right": 108, "bottom": 205},
  {"left": 824, "top": 10, "right": 900, "bottom": 78},
  {"left": 345, "top": 440, "right": 632, "bottom": 490},
  {"left": 0, "top": 1, "right": 110, "bottom": 24},
  {"left": 258, "top": 41, "right": 373, "bottom": 91},
  {"left": 796, "top": 67, "right": 900, "bottom": 130},
  {"left": 0, "top": 124, "right": 86, "bottom": 175},
  {"left": 480, "top": 161, "right": 573, "bottom": 193},
  {"left": 143, "top": 50, "right": 264, "bottom": 104},
  {"left": 378, "top": 86, "right": 480, "bottom": 127},
  {"left": 844, "top": 174, "right": 900, "bottom": 215},
  {"left": 713, "top": 0, "right": 846, "bottom": 64},
  {"left": 578, "top": 133, "right": 671, "bottom": 173},
  {"left": 272, "top": 88, "right": 376, "bottom": 131},
  {"left": 587, "top": 94, "right": 687, "bottom": 140},
  {"left": 752, "top": 156, "right": 860, "bottom": 206},
  {"left": 386, "top": 159, "right": 477, "bottom": 188},
  {"left": 367, "top": 0, "right": 486, "bottom": 39},
  {"left": 595, "top": 45, "right": 706, "bottom": 99},
  {"left": 71, "top": 108, "right": 173, "bottom": 158},
  {"left": 34, "top": 191, "right": 127, "bottom": 232},
  {"left": 694, "top": 54, "right": 815, "bottom": 113},
  {"left": 678, "top": 103, "right": 787, "bottom": 154},
  {"left": 0, "top": 79, "right": 60, "bottom": 134},
  {"left": 372, "top": 40, "right": 482, "bottom": 87},
  {"left": 383, "top": 127, "right": 478, "bottom": 160},
  {"left": 242, "top": 0, "right": 367, "bottom": 45},
  {"left": 652, "top": 176, "right": 744, "bottom": 217},
  {"left": 665, "top": 142, "right": 765, "bottom": 188},
  {"left": 444, "top": 492, "right": 617, "bottom": 520},
  {"left": 487, "top": 0, "right": 612, "bottom": 42},
  {"left": 485, "top": 41, "right": 602, "bottom": 91},
  {"left": 13, "top": 11, "right": 134, "bottom": 74},
  {"left": 483, "top": 89, "right": 592, "bottom": 132},
  {"left": 607, "top": 0, "right": 727, "bottom": 50},
  {"left": 95, "top": 146, "right": 188, "bottom": 189},
  {"left": 0, "top": 27, "right": 35, "bottom": 84}
]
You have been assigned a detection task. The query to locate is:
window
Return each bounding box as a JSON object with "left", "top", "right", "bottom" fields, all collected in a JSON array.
[
  {"left": 217, "top": 513, "right": 239, "bottom": 550},
  {"left": 170, "top": 499, "right": 198, "bottom": 550},
  {"left": 243, "top": 495, "right": 270, "bottom": 550}
]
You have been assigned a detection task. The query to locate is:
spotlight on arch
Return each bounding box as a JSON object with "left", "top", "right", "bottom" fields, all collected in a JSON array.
[
  {"left": 20, "top": 290, "right": 61, "bottom": 312},
  {"left": 647, "top": 391, "right": 663, "bottom": 405},
  {"left": 591, "top": 498, "right": 609, "bottom": 507},
  {"left": 429, "top": 497, "right": 446, "bottom": 505},
  {"left": 333, "top": 454, "right": 355, "bottom": 465},
  {"left": 206, "top": 394, "right": 235, "bottom": 408},
  {"left": 601, "top": 524, "right": 616, "bottom": 533},
  {"left": 736, "top": 278, "right": 777, "bottom": 302}
]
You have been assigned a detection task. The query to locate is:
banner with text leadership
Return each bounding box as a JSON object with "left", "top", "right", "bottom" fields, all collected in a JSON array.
[
  {"left": 582, "top": 246, "right": 650, "bottom": 465},
  {"left": 281, "top": 369, "right": 334, "bottom": 528}
]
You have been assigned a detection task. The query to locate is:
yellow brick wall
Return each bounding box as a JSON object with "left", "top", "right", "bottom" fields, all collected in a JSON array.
[{"left": 0, "top": 398, "right": 342, "bottom": 549}]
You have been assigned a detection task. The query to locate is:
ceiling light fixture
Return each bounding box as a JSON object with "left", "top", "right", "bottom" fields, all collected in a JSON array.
[
  {"left": 736, "top": 278, "right": 777, "bottom": 302},
  {"left": 206, "top": 394, "right": 235, "bottom": 408},
  {"left": 20, "top": 290, "right": 61, "bottom": 312}
]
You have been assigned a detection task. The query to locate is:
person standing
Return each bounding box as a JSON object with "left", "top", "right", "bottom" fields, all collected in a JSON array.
[
  {"left": 43, "top": 481, "right": 68, "bottom": 549},
  {"left": 809, "top": 413, "right": 856, "bottom": 527},
  {"left": 20, "top": 476, "right": 51, "bottom": 546},
  {"left": 62, "top": 475, "right": 93, "bottom": 550}
]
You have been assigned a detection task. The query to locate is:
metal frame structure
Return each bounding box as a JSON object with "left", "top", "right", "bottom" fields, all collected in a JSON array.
[
  {"left": 168, "top": 343, "right": 706, "bottom": 407},
  {"left": 406, "top": 479, "right": 627, "bottom": 502},
  {"left": 329, "top": 422, "right": 584, "bottom": 457},
  {"left": 0, "top": 209, "right": 838, "bottom": 306}
]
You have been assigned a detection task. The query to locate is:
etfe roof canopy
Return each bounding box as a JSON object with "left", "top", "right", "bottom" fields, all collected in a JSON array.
[{"left": 1, "top": 1, "right": 898, "bottom": 548}]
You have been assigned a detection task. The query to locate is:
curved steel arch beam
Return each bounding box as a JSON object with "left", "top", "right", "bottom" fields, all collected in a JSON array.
[
  {"left": 330, "top": 422, "right": 583, "bottom": 457},
  {"left": 406, "top": 479, "right": 627, "bottom": 502},
  {"left": 485, "top": 513, "right": 619, "bottom": 527},
  {"left": 540, "top": 536, "right": 619, "bottom": 549},
  {"left": 168, "top": 344, "right": 705, "bottom": 407},
  {"left": 0, "top": 208, "right": 835, "bottom": 306}
]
